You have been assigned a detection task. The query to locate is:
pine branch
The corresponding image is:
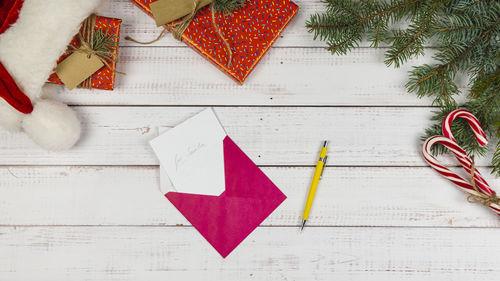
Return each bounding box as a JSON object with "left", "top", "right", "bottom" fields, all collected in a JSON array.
[
  {"left": 455, "top": 0, "right": 490, "bottom": 13},
  {"left": 369, "top": 18, "right": 385, "bottom": 47},
  {"left": 407, "top": 63, "right": 459, "bottom": 104},
  {"left": 493, "top": 140, "right": 500, "bottom": 175},
  {"left": 384, "top": 0, "right": 442, "bottom": 67},
  {"left": 92, "top": 28, "right": 118, "bottom": 54},
  {"left": 359, "top": 0, "right": 423, "bottom": 23},
  {"left": 213, "top": 0, "right": 246, "bottom": 14},
  {"left": 471, "top": 68, "right": 500, "bottom": 98},
  {"left": 438, "top": 25, "right": 485, "bottom": 32},
  {"left": 406, "top": 15, "right": 500, "bottom": 103},
  {"left": 307, "top": 0, "right": 500, "bottom": 176},
  {"left": 422, "top": 70, "right": 500, "bottom": 175},
  {"left": 306, "top": 0, "right": 425, "bottom": 55}
]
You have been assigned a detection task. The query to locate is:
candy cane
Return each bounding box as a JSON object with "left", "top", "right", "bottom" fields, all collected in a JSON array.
[
  {"left": 422, "top": 109, "right": 499, "bottom": 213},
  {"left": 423, "top": 136, "right": 500, "bottom": 214},
  {"left": 443, "top": 109, "right": 488, "bottom": 146},
  {"left": 442, "top": 109, "right": 491, "bottom": 194}
]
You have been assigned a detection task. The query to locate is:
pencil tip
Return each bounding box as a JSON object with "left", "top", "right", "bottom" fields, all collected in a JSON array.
[{"left": 300, "top": 220, "right": 306, "bottom": 231}]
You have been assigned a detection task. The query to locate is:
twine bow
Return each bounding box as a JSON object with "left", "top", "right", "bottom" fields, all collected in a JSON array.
[
  {"left": 467, "top": 155, "right": 500, "bottom": 207},
  {"left": 67, "top": 14, "right": 120, "bottom": 88},
  {"left": 125, "top": 1, "right": 233, "bottom": 67}
]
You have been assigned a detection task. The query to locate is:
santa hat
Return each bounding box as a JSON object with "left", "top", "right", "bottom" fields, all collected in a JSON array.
[{"left": 0, "top": 0, "right": 101, "bottom": 150}]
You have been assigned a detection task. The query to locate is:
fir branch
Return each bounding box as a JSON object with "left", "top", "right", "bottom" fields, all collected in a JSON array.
[
  {"left": 407, "top": 64, "right": 459, "bottom": 103},
  {"left": 306, "top": 0, "right": 425, "bottom": 55},
  {"left": 359, "top": 0, "right": 423, "bottom": 23},
  {"left": 384, "top": 0, "right": 442, "bottom": 67},
  {"left": 92, "top": 28, "right": 118, "bottom": 54},
  {"left": 307, "top": 0, "right": 500, "bottom": 175},
  {"left": 406, "top": 16, "right": 500, "bottom": 102},
  {"left": 213, "top": 0, "right": 246, "bottom": 14},
  {"left": 367, "top": 18, "right": 387, "bottom": 47},
  {"left": 438, "top": 25, "right": 486, "bottom": 32},
  {"left": 455, "top": 0, "right": 489, "bottom": 13},
  {"left": 474, "top": 32, "right": 493, "bottom": 81},
  {"left": 422, "top": 72, "right": 499, "bottom": 174},
  {"left": 493, "top": 140, "right": 500, "bottom": 175},
  {"left": 471, "top": 68, "right": 500, "bottom": 98}
]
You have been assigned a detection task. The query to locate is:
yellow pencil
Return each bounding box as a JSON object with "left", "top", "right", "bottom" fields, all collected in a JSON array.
[{"left": 301, "top": 140, "right": 328, "bottom": 230}]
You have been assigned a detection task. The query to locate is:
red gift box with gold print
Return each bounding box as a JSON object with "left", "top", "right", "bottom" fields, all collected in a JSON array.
[
  {"left": 130, "top": 0, "right": 299, "bottom": 84},
  {"left": 47, "top": 16, "right": 122, "bottom": 90}
]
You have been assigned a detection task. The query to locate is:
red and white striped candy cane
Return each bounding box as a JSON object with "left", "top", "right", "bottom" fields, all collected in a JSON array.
[
  {"left": 422, "top": 110, "right": 499, "bottom": 214},
  {"left": 442, "top": 109, "right": 490, "bottom": 194},
  {"left": 443, "top": 109, "right": 488, "bottom": 145}
]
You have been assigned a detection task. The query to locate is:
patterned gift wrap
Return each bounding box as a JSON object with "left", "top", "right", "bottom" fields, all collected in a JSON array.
[
  {"left": 47, "top": 16, "right": 122, "bottom": 90},
  {"left": 130, "top": 0, "right": 299, "bottom": 84}
]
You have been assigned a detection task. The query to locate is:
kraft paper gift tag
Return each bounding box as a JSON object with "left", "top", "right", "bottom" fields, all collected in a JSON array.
[
  {"left": 55, "top": 52, "right": 104, "bottom": 90},
  {"left": 150, "top": 0, "right": 213, "bottom": 27}
]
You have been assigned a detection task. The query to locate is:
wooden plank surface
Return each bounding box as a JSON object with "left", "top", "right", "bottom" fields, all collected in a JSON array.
[
  {"left": 1, "top": 166, "right": 498, "bottom": 227},
  {"left": 0, "top": 107, "right": 494, "bottom": 166},
  {"left": 0, "top": 226, "right": 499, "bottom": 281},
  {"left": 1, "top": 0, "right": 499, "bottom": 280},
  {"left": 54, "top": 47, "right": 468, "bottom": 106}
]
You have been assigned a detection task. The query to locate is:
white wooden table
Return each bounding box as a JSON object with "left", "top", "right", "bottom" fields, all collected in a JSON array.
[{"left": 1, "top": 0, "right": 499, "bottom": 280}]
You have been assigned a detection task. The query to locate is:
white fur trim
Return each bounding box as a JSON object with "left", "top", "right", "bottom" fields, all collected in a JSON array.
[
  {"left": 0, "top": 0, "right": 102, "bottom": 100},
  {"left": 0, "top": 99, "right": 24, "bottom": 131},
  {"left": 40, "top": 83, "right": 65, "bottom": 99},
  {"left": 22, "top": 100, "right": 81, "bottom": 151},
  {"left": 0, "top": 0, "right": 101, "bottom": 149}
]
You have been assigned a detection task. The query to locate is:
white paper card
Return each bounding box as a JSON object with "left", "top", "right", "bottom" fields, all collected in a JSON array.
[
  {"left": 157, "top": 126, "right": 176, "bottom": 194},
  {"left": 150, "top": 108, "right": 227, "bottom": 196},
  {"left": 159, "top": 163, "right": 175, "bottom": 194}
]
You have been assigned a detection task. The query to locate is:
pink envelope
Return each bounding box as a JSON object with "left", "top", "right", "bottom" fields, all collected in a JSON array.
[{"left": 166, "top": 136, "right": 287, "bottom": 258}]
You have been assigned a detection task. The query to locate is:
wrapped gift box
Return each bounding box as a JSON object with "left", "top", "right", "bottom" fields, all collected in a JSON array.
[
  {"left": 131, "top": 0, "right": 299, "bottom": 83},
  {"left": 47, "top": 16, "right": 122, "bottom": 90}
]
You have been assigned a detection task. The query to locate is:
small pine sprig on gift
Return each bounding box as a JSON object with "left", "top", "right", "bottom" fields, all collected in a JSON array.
[
  {"left": 92, "top": 28, "right": 118, "bottom": 54},
  {"left": 213, "top": 0, "right": 247, "bottom": 14},
  {"left": 307, "top": 0, "right": 500, "bottom": 175}
]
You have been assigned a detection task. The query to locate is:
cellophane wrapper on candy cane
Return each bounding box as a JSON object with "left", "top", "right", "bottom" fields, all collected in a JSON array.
[
  {"left": 130, "top": 0, "right": 299, "bottom": 84},
  {"left": 47, "top": 16, "right": 122, "bottom": 90}
]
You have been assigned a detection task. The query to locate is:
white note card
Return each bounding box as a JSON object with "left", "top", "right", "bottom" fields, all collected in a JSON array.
[{"left": 150, "top": 108, "right": 227, "bottom": 196}]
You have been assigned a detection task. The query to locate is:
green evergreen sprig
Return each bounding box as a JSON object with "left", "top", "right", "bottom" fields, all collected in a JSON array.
[
  {"left": 213, "top": 0, "right": 246, "bottom": 14},
  {"left": 92, "top": 28, "right": 118, "bottom": 54},
  {"left": 494, "top": 141, "right": 500, "bottom": 175},
  {"left": 307, "top": 0, "right": 500, "bottom": 175}
]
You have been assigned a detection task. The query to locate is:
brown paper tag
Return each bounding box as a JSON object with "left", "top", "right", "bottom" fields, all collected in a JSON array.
[
  {"left": 150, "top": 0, "right": 213, "bottom": 27},
  {"left": 55, "top": 52, "right": 104, "bottom": 90}
]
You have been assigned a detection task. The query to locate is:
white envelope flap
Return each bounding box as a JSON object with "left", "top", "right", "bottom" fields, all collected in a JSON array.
[{"left": 150, "top": 109, "right": 226, "bottom": 196}]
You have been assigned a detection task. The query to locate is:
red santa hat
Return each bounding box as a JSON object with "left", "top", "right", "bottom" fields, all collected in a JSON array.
[
  {"left": 0, "top": 0, "right": 33, "bottom": 114},
  {"left": 0, "top": 0, "right": 102, "bottom": 150}
]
